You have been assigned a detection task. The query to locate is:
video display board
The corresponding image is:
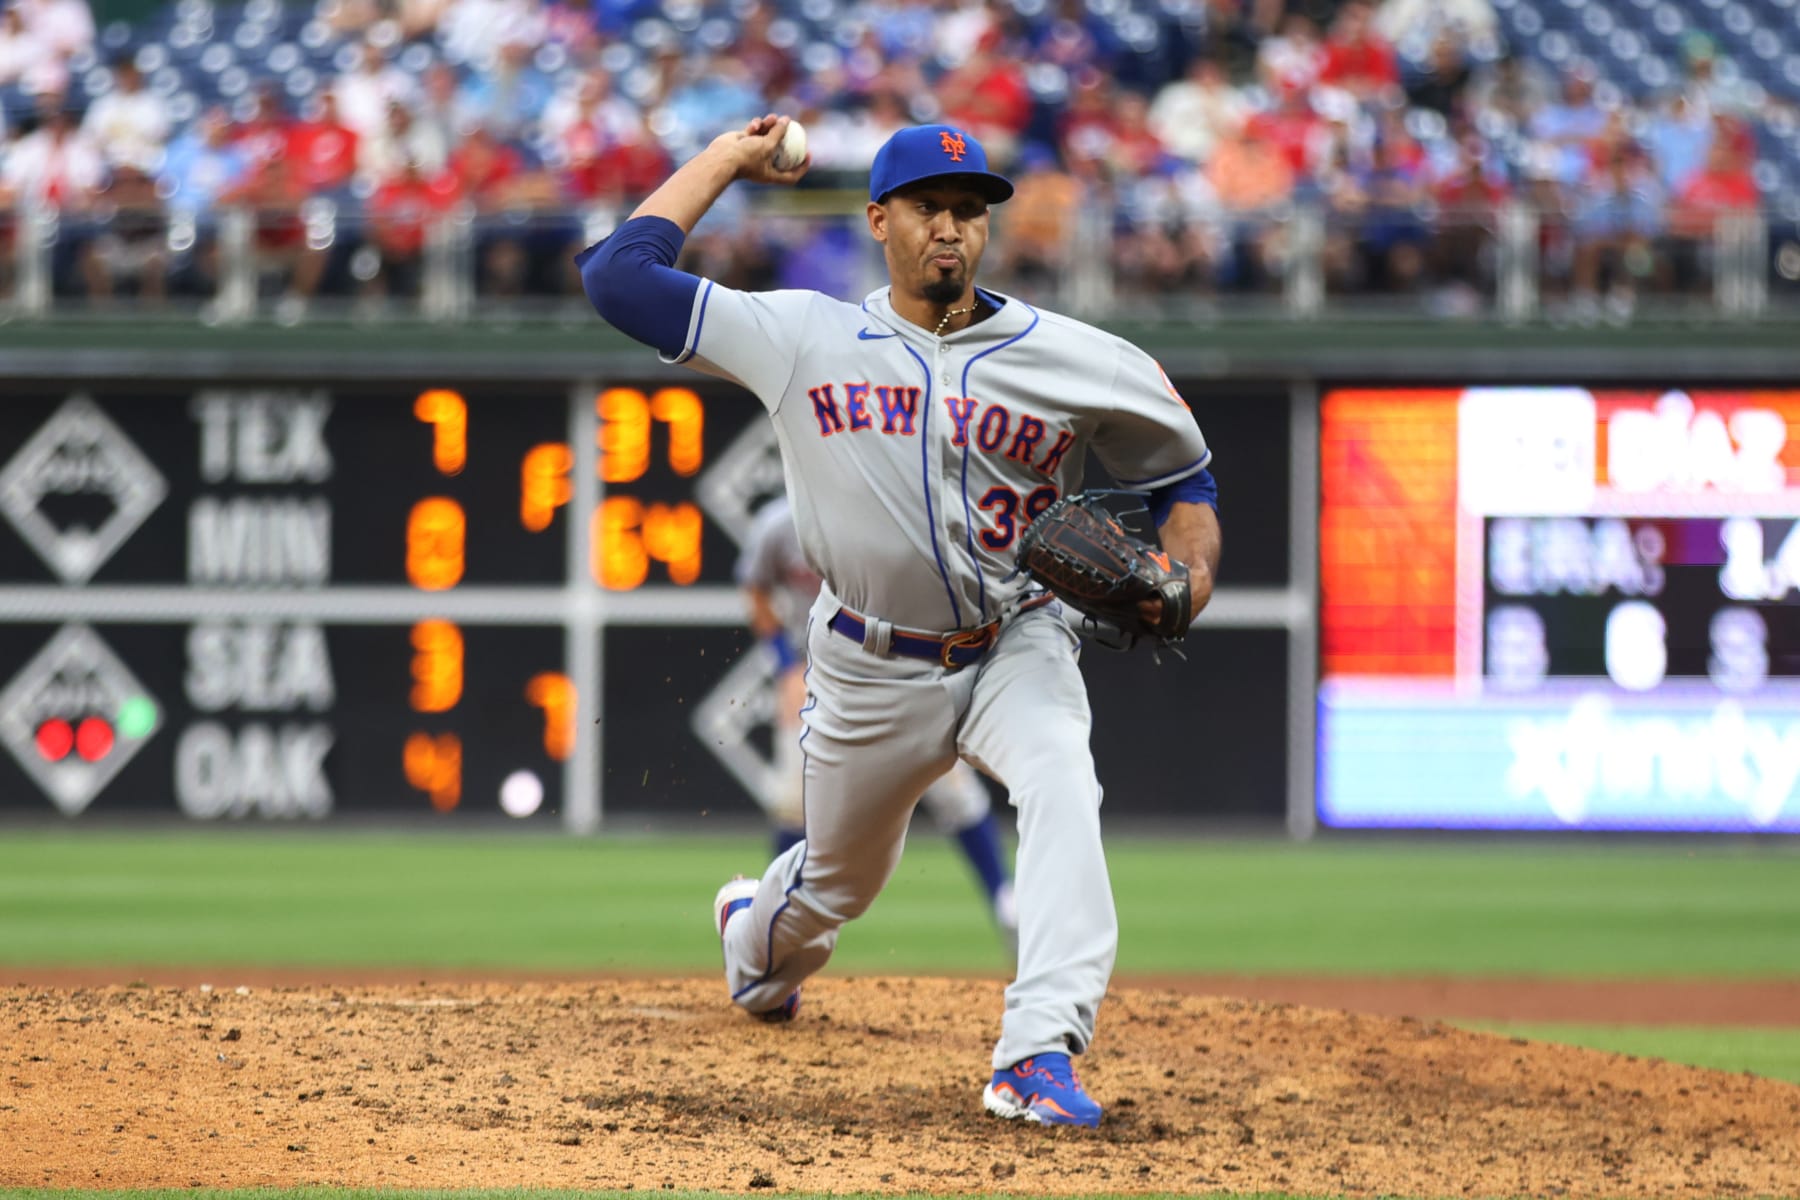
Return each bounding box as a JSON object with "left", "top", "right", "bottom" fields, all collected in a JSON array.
[{"left": 1318, "top": 386, "right": 1800, "bottom": 832}]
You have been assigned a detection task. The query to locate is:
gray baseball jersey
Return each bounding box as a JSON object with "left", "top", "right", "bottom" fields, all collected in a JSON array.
[
  {"left": 670, "top": 284, "right": 1210, "bottom": 631},
  {"left": 684, "top": 282, "right": 1210, "bottom": 1071}
]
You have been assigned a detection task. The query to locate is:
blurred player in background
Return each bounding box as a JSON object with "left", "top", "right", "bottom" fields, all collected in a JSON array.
[{"left": 737, "top": 495, "right": 1018, "bottom": 956}]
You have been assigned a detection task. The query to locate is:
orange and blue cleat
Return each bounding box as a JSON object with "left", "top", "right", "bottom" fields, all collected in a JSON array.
[
  {"left": 712, "top": 877, "right": 800, "bottom": 1023},
  {"left": 983, "top": 1053, "right": 1102, "bottom": 1127}
]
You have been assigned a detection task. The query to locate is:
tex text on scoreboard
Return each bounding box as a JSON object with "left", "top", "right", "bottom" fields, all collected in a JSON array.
[{"left": 0, "top": 380, "right": 782, "bottom": 821}]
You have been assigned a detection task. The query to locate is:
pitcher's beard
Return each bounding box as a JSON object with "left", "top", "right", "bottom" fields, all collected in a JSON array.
[{"left": 922, "top": 274, "right": 965, "bottom": 305}]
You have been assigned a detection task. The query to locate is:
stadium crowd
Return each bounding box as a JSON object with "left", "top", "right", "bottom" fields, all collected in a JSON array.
[{"left": 0, "top": 0, "right": 1784, "bottom": 316}]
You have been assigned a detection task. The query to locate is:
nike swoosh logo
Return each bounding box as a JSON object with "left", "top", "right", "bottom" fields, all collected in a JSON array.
[{"left": 857, "top": 329, "right": 897, "bottom": 340}]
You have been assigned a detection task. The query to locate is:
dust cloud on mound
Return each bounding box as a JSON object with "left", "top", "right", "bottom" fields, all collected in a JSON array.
[{"left": 4, "top": 978, "right": 1797, "bottom": 1198}]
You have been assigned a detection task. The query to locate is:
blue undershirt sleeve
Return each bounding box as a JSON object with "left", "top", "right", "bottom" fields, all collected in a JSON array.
[
  {"left": 574, "top": 216, "right": 701, "bottom": 358},
  {"left": 1147, "top": 468, "right": 1219, "bottom": 526}
]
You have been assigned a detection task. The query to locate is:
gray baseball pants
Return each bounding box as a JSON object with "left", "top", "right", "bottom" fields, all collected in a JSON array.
[{"left": 721, "top": 587, "right": 1117, "bottom": 1070}]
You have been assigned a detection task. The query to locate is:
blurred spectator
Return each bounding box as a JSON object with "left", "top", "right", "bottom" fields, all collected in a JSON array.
[
  {"left": 1570, "top": 139, "right": 1665, "bottom": 317},
  {"left": 1257, "top": 12, "right": 1326, "bottom": 94},
  {"left": 456, "top": 39, "right": 554, "bottom": 140},
  {"left": 2, "top": 101, "right": 102, "bottom": 209},
  {"left": 231, "top": 86, "right": 292, "bottom": 171},
  {"left": 933, "top": 0, "right": 999, "bottom": 69},
  {"left": 938, "top": 31, "right": 1032, "bottom": 160},
  {"left": 1205, "top": 0, "right": 1276, "bottom": 84},
  {"left": 364, "top": 157, "right": 457, "bottom": 298},
  {"left": 157, "top": 107, "right": 250, "bottom": 215},
  {"left": 1677, "top": 34, "right": 1759, "bottom": 120},
  {"left": 1148, "top": 56, "right": 1246, "bottom": 166},
  {"left": 1059, "top": 70, "right": 1118, "bottom": 171},
  {"left": 1643, "top": 91, "right": 1712, "bottom": 193},
  {"left": 1208, "top": 119, "right": 1295, "bottom": 214},
  {"left": 1208, "top": 118, "right": 1294, "bottom": 287},
  {"left": 541, "top": 67, "right": 638, "bottom": 155},
  {"left": 1373, "top": 0, "right": 1497, "bottom": 44},
  {"left": 447, "top": 122, "right": 571, "bottom": 297},
  {"left": 1115, "top": 160, "right": 1223, "bottom": 297},
  {"left": 334, "top": 41, "right": 420, "bottom": 140},
  {"left": 1355, "top": 133, "right": 1431, "bottom": 291},
  {"left": 732, "top": 3, "right": 799, "bottom": 100},
  {"left": 539, "top": 0, "right": 598, "bottom": 51},
  {"left": 1405, "top": 34, "right": 1472, "bottom": 120},
  {"left": 1319, "top": 0, "right": 1400, "bottom": 107},
  {"left": 1667, "top": 132, "right": 1758, "bottom": 291},
  {"left": 1466, "top": 51, "right": 1553, "bottom": 129},
  {"left": 0, "top": 3, "right": 68, "bottom": 96},
  {"left": 16, "top": 0, "right": 90, "bottom": 59},
  {"left": 1428, "top": 131, "right": 1509, "bottom": 312},
  {"left": 658, "top": 52, "right": 763, "bottom": 155},
  {"left": 1108, "top": 93, "right": 1169, "bottom": 178},
  {"left": 441, "top": 0, "right": 547, "bottom": 66},
  {"left": 360, "top": 98, "right": 449, "bottom": 183},
  {"left": 561, "top": 109, "right": 669, "bottom": 204},
  {"left": 287, "top": 92, "right": 360, "bottom": 195},
  {"left": 219, "top": 153, "right": 327, "bottom": 319},
  {"left": 1526, "top": 66, "right": 1607, "bottom": 193},
  {"left": 994, "top": 144, "right": 1082, "bottom": 295},
  {"left": 1244, "top": 83, "right": 1331, "bottom": 177},
  {"left": 81, "top": 58, "right": 169, "bottom": 173},
  {"left": 1029, "top": 0, "right": 1109, "bottom": 71}
]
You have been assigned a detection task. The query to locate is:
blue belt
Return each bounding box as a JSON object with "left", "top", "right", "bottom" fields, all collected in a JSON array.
[{"left": 826, "top": 595, "right": 1055, "bottom": 671}]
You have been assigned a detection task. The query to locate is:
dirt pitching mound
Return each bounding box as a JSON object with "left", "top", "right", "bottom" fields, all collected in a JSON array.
[{"left": 5, "top": 978, "right": 1798, "bottom": 1197}]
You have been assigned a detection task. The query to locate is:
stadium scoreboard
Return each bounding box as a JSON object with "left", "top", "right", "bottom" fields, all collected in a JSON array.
[
  {"left": 1319, "top": 386, "right": 1800, "bottom": 832},
  {"left": 0, "top": 381, "right": 779, "bottom": 823}
]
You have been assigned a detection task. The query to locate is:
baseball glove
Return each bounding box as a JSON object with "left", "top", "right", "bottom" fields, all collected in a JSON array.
[{"left": 1015, "top": 491, "right": 1194, "bottom": 646}]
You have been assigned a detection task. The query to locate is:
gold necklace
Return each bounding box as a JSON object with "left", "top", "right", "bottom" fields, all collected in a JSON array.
[{"left": 933, "top": 303, "right": 977, "bottom": 337}]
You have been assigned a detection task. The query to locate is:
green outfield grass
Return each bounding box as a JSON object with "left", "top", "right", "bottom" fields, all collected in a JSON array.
[
  {"left": 0, "top": 830, "right": 1796, "bottom": 977},
  {"left": 1458, "top": 1021, "right": 1800, "bottom": 1084}
]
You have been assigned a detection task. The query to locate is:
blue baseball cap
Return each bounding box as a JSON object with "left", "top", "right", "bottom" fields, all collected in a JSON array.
[{"left": 869, "top": 124, "right": 1014, "bottom": 205}]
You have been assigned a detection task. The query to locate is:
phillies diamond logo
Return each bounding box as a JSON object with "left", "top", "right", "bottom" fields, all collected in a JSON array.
[
  {"left": 0, "top": 395, "right": 167, "bottom": 583},
  {"left": 0, "top": 625, "right": 161, "bottom": 815}
]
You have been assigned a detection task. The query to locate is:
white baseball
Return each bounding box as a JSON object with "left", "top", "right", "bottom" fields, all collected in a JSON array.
[{"left": 772, "top": 119, "right": 807, "bottom": 171}]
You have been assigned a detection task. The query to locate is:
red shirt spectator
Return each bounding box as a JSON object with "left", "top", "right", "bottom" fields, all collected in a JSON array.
[
  {"left": 232, "top": 87, "right": 292, "bottom": 169},
  {"left": 369, "top": 164, "right": 458, "bottom": 259},
  {"left": 1671, "top": 140, "right": 1759, "bottom": 238},
  {"left": 448, "top": 128, "right": 525, "bottom": 206},
  {"left": 220, "top": 155, "right": 312, "bottom": 250},
  {"left": 1433, "top": 142, "right": 1509, "bottom": 217},
  {"left": 940, "top": 39, "right": 1032, "bottom": 147},
  {"left": 1320, "top": 0, "right": 1399, "bottom": 102},
  {"left": 563, "top": 122, "right": 671, "bottom": 203},
  {"left": 1244, "top": 88, "right": 1329, "bottom": 176},
  {"left": 287, "top": 93, "right": 359, "bottom": 193}
]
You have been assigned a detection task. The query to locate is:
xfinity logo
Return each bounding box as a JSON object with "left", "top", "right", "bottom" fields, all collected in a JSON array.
[
  {"left": 0, "top": 396, "right": 167, "bottom": 582},
  {"left": 0, "top": 624, "right": 161, "bottom": 815},
  {"left": 1506, "top": 694, "right": 1800, "bottom": 826}
]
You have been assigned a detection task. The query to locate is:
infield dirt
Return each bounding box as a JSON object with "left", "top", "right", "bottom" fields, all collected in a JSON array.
[{"left": 5, "top": 977, "right": 1799, "bottom": 1197}]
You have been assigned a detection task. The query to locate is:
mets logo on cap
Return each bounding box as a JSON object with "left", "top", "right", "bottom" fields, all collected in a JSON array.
[{"left": 868, "top": 125, "right": 1015, "bottom": 203}]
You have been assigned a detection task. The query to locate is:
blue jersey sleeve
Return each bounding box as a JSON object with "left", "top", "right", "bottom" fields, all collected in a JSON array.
[
  {"left": 575, "top": 216, "right": 701, "bottom": 358},
  {"left": 577, "top": 215, "right": 816, "bottom": 409},
  {"left": 1147, "top": 468, "right": 1219, "bottom": 525}
]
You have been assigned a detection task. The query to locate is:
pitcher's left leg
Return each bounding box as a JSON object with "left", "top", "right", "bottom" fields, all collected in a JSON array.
[{"left": 958, "top": 609, "right": 1116, "bottom": 1072}]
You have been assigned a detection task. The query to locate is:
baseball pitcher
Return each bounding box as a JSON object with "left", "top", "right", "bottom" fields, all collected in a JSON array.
[{"left": 577, "top": 116, "right": 1221, "bottom": 1127}]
